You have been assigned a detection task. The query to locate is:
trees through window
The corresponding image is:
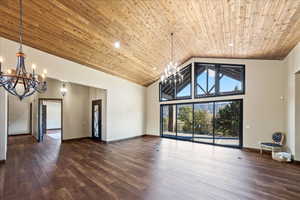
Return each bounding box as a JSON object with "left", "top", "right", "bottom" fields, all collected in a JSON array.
[{"left": 160, "top": 100, "right": 243, "bottom": 148}]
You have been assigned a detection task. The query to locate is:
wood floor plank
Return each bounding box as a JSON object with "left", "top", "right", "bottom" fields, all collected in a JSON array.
[{"left": 1, "top": 135, "right": 300, "bottom": 200}]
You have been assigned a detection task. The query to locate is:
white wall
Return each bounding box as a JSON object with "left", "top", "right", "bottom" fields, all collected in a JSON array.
[
  {"left": 45, "top": 101, "right": 61, "bottom": 129},
  {"left": 0, "top": 90, "right": 7, "bottom": 161},
  {"left": 146, "top": 57, "right": 286, "bottom": 149},
  {"left": 36, "top": 78, "right": 90, "bottom": 140},
  {"left": 8, "top": 96, "right": 31, "bottom": 135},
  {"left": 0, "top": 37, "right": 145, "bottom": 145},
  {"left": 295, "top": 74, "right": 300, "bottom": 160},
  {"left": 284, "top": 42, "right": 300, "bottom": 160}
]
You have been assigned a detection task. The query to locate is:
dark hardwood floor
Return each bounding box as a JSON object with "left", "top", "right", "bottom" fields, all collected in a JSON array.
[{"left": 1, "top": 135, "right": 300, "bottom": 200}]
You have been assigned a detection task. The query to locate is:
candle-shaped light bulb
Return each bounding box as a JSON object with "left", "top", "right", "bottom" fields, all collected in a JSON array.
[
  {"left": 32, "top": 64, "right": 36, "bottom": 71},
  {"left": 41, "top": 74, "right": 46, "bottom": 79},
  {"left": 7, "top": 69, "right": 12, "bottom": 74},
  {"left": 32, "top": 64, "right": 36, "bottom": 78},
  {"left": 43, "top": 69, "right": 47, "bottom": 74}
]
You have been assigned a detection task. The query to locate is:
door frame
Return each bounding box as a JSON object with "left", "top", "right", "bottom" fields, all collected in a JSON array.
[
  {"left": 38, "top": 98, "right": 63, "bottom": 142},
  {"left": 92, "top": 99, "right": 102, "bottom": 140}
]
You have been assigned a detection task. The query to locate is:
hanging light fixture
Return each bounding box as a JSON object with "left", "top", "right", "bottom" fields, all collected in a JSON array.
[
  {"left": 0, "top": 0, "right": 47, "bottom": 100},
  {"left": 160, "top": 33, "right": 183, "bottom": 84},
  {"left": 60, "top": 82, "right": 67, "bottom": 97}
]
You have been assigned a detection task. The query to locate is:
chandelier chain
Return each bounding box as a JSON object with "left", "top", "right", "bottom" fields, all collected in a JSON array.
[
  {"left": 160, "top": 32, "right": 182, "bottom": 84},
  {"left": 171, "top": 32, "right": 174, "bottom": 62},
  {"left": 19, "top": 0, "right": 23, "bottom": 52}
]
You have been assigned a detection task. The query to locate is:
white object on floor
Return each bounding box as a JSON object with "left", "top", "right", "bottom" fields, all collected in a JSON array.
[
  {"left": 272, "top": 152, "right": 292, "bottom": 162},
  {"left": 47, "top": 133, "right": 61, "bottom": 140}
]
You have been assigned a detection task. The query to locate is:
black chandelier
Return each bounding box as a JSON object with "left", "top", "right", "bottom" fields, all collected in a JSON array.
[{"left": 0, "top": 0, "right": 47, "bottom": 100}]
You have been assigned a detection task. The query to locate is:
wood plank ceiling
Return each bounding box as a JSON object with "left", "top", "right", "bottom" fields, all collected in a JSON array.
[{"left": 0, "top": 0, "right": 299, "bottom": 86}]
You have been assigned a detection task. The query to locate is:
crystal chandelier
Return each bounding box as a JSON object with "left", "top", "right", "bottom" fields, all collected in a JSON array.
[
  {"left": 0, "top": 0, "right": 47, "bottom": 100},
  {"left": 160, "top": 33, "right": 183, "bottom": 84}
]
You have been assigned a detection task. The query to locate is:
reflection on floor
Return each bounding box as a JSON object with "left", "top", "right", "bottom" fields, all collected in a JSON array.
[
  {"left": 46, "top": 129, "right": 61, "bottom": 140},
  {"left": 2, "top": 135, "right": 300, "bottom": 200},
  {"left": 163, "top": 132, "right": 239, "bottom": 145}
]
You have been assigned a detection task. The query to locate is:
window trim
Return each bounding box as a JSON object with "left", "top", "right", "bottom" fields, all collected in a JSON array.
[
  {"left": 160, "top": 99, "right": 243, "bottom": 149},
  {"left": 159, "top": 64, "right": 192, "bottom": 102},
  {"left": 194, "top": 62, "right": 245, "bottom": 99}
]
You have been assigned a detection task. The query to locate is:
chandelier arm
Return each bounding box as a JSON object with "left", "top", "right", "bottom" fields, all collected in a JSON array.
[
  {"left": 3, "top": 84, "right": 19, "bottom": 97},
  {"left": 12, "top": 79, "right": 27, "bottom": 98},
  {"left": 12, "top": 75, "right": 20, "bottom": 89},
  {"left": 31, "top": 80, "right": 46, "bottom": 93},
  {"left": 22, "top": 76, "right": 29, "bottom": 92},
  {"left": 0, "top": 79, "right": 11, "bottom": 86},
  {"left": 22, "top": 57, "right": 27, "bottom": 74},
  {"left": 23, "top": 89, "right": 37, "bottom": 98}
]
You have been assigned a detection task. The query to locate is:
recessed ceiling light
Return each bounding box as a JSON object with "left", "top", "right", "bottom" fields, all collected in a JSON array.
[
  {"left": 153, "top": 67, "right": 157, "bottom": 70},
  {"left": 229, "top": 43, "right": 234, "bottom": 47},
  {"left": 114, "top": 41, "right": 121, "bottom": 48}
]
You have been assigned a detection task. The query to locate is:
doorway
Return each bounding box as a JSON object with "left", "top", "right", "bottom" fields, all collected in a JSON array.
[
  {"left": 38, "top": 98, "right": 63, "bottom": 142},
  {"left": 92, "top": 100, "right": 102, "bottom": 140}
]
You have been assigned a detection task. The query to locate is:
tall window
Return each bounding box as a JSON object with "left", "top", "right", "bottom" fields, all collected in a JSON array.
[
  {"left": 160, "top": 65, "right": 192, "bottom": 101},
  {"left": 160, "top": 76, "right": 175, "bottom": 101},
  {"left": 160, "top": 99, "right": 243, "bottom": 148},
  {"left": 176, "top": 104, "right": 193, "bottom": 140},
  {"left": 194, "top": 102, "right": 214, "bottom": 143},
  {"left": 195, "top": 63, "right": 245, "bottom": 98},
  {"left": 161, "top": 104, "right": 176, "bottom": 138},
  {"left": 194, "top": 64, "right": 216, "bottom": 96},
  {"left": 219, "top": 65, "right": 244, "bottom": 95},
  {"left": 176, "top": 66, "right": 192, "bottom": 98},
  {"left": 214, "top": 101, "right": 242, "bottom": 146}
]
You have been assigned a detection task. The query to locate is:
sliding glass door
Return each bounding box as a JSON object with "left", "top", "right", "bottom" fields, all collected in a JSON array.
[
  {"left": 214, "top": 101, "right": 242, "bottom": 146},
  {"left": 161, "top": 105, "right": 176, "bottom": 138},
  {"left": 194, "top": 102, "right": 214, "bottom": 144},
  {"left": 160, "top": 100, "right": 243, "bottom": 148},
  {"left": 176, "top": 104, "right": 193, "bottom": 140}
]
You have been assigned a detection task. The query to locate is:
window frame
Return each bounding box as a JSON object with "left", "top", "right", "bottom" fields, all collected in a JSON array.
[
  {"left": 194, "top": 62, "right": 245, "bottom": 99},
  {"left": 159, "top": 75, "right": 176, "bottom": 101},
  {"left": 159, "top": 64, "right": 192, "bottom": 102},
  {"left": 160, "top": 99, "right": 243, "bottom": 149}
]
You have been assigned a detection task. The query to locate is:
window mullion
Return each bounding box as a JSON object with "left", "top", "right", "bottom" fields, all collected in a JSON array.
[
  {"left": 213, "top": 102, "right": 215, "bottom": 145},
  {"left": 175, "top": 104, "right": 178, "bottom": 138},
  {"left": 215, "top": 64, "right": 220, "bottom": 95},
  {"left": 206, "top": 67, "right": 209, "bottom": 94}
]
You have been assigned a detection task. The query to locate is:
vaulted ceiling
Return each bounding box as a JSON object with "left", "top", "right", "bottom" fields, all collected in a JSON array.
[{"left": 0, "top": 0, "right": 299, "bottom": 86}]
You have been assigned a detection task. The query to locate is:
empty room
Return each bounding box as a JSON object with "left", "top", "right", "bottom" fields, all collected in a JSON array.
[{"left": 0, "top": 0, "right": 300, "bottom": 199}]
